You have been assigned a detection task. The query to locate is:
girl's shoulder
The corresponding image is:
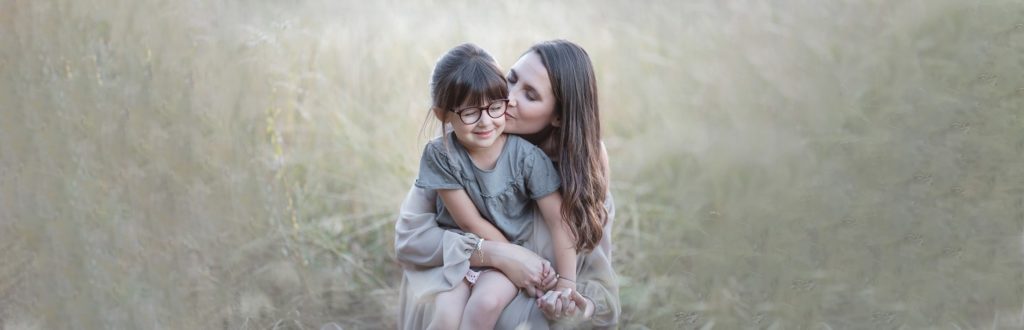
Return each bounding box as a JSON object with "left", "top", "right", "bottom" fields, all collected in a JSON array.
[
  {"left": 422, "top": 132, "right": 461, "bottom": 154},
  {"left": 424, "top": 132, "right": 450, "bottom": 147},
  {"left": 505, "top": 134, "right": 551, "bottom": 162},
  {"left": 420, "top": 132, "right": 469, "bottom": 169}
]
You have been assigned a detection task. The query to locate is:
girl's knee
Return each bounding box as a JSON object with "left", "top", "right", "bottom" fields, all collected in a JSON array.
[
  {"left": 466, "top": 293, "right": 509, "bottom": 315},
  {"left": 428, "top": 308, "right": 462, "bottom": 330}
]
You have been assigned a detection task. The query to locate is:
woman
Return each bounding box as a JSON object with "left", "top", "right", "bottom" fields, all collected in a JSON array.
[{"left": 396, "top": 40, "right": 620, "bottom": 329}]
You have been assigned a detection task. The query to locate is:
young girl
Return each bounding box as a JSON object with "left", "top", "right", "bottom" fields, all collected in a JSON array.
[{"left": 415, "top": 43, "right": 580, "bottom": 329}]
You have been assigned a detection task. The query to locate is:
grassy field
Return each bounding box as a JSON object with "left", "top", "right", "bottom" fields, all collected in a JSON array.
[{"left": 2, "top": 0, "right": 1023, "bottom": 328}]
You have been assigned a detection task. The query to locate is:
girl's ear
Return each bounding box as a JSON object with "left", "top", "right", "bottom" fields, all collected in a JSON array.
[{"left": 432, "top": 107, "right": 446, "bottom": 122}]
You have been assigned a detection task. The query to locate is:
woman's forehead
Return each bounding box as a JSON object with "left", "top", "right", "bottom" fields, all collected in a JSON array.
[{"left": 510, "top": 52, "right": 550, "bottom": 91}]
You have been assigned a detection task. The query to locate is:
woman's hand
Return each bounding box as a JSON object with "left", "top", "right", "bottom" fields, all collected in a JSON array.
[
  {"left": 485, "top": 241, "right": 558, "bottom": 296},
  {"left": 537, "top": 288, "right": 595, "bottom": 321}
]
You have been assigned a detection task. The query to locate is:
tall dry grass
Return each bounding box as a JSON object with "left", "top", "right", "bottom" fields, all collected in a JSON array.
[{"left": 1, "top": 0, "right": 1023, "bottom": 328}]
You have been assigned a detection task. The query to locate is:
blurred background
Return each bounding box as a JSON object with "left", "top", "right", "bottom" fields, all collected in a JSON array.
[{"left": 2, "top": 0, "right": 1023, "bottom": 328}]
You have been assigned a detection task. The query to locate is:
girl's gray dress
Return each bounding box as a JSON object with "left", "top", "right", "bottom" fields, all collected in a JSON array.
[
  {"left": 396, "top": 134, "right": 621, "bottom": 329},
  {"left": 414, "top": 133, "right": 561, "bottom": 245}
]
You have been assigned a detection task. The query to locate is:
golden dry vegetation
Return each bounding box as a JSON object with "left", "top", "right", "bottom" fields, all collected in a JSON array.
[{"left": 1, "top": 0, "right": 1023, "bottom": 328}]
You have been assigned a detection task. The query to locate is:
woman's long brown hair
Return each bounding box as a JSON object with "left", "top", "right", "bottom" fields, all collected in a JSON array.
[{"left": 530, "top": 40, "right": 607, "bottom": 253}]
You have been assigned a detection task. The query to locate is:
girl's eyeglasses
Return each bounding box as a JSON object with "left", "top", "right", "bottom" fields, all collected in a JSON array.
[{"left": 450, "top": 99, "right": 508, "bottom": 125}]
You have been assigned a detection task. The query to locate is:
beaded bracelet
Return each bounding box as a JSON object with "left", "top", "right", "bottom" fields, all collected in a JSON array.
[
  {"left": 474, "top": 237, "right": 485, "bottom": 263},
  {"left": 555, "top": 273, "right": 576, "bottom": 284}
]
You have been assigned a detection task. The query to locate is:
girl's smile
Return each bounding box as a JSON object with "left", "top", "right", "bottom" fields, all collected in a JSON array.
[{"left": 472, "top": 129, "right": 495, "bottom": 139}]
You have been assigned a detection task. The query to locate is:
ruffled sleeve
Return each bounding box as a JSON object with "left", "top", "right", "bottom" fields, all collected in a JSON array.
[
  {"left": 522, "top": 142, "right": 561, "bottom": 199},
  {"left": 394, "top": 185, "right": 480, "bottom": 300},
  {"left": 414, "top": 137, "right": 463, "bottom": 191}
]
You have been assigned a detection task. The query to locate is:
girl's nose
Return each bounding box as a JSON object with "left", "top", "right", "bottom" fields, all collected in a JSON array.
[{"left": 478, "top": 112, "right": 494, "bottom": 126}]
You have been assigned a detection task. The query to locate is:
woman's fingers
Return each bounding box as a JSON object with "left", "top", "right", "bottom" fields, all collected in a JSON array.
[
  {"left": 538, "top": 289, "right": 586, "bottom": 320},
  {"left": 551, "top": 294, "right": 563, "bottom": 318},
  {"left": 538, "top": 297, "right": 555, "bottom": 319},
  {"left": 546, "top": 290, "right": 561, "bottom": 316},
  {"left": 569, "top": 290, "right": 594, "bottom": 319},
  {"left": 537, "top": 291, "right": 552, "bottom": 316},
  {"left": 569, "top": 289, "right": 588, "bottom": 306},
  {"left": 524, "top": 284, "right": 537, "bottom": 297},
  {"left": 545, "top": 290, "right": 559, "bottom": 305},
  {"left": 558, "top": 289, "right": 574, "bottom": 317}
]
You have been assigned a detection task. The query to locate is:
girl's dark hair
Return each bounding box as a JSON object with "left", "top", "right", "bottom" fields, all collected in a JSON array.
[
  {"left": 530, "top": 40, "right": 607, "bottom": 253},
  {"left": 430, "top": 43, "right": 508, "bottom": 124}
]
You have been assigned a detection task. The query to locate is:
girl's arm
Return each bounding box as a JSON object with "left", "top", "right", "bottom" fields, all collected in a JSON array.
[
  {"left": 437, "top": 189, "right": 510, "bottom": 243},
  {"left": 537, "top": 141, "right": 620, "bottom": 326},
  {"left": 395, "top": 185, "right": 554, "bottom": 294},
  {"left": 536, "top": 191, "right": 577, "bottom": 290}
]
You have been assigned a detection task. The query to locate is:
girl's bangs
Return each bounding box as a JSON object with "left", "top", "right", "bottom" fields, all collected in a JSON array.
[{"left": 444, "top": 62, "right": 509, "bottom": 109}]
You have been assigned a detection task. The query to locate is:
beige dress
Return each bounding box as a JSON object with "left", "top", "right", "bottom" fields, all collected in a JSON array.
[{"left": 395, "top": 186, "right": 621, "bottom": 329}]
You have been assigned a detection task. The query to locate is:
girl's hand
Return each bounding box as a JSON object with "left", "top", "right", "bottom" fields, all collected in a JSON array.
[
  {"left": 487, "top": 242, "right": 557, "bottom": 296},
  {"left": 537, "top": 288, "right": 595, "bottom": 321}
]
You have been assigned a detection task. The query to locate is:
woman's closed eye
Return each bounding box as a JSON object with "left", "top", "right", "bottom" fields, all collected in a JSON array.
[
  {"left": 508, "top": 70, "right": 538, "bottom": 101},
  {"left": 524, "top": 88, "right": 539, "bottom": 101}
]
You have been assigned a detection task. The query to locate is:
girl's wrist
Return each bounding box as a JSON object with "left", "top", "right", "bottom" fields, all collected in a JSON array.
[{"left": 479, "top": 240, "right": 506, "bottom": 269}]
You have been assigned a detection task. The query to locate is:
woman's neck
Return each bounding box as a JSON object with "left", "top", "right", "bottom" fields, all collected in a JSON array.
[{"left": 518, "top": 126, "right": 559, "bottom": 159}]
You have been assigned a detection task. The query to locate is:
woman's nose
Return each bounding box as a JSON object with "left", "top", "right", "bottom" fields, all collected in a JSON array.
[{"left": 507, "top": 96, "right": 517, "bottom": 108}]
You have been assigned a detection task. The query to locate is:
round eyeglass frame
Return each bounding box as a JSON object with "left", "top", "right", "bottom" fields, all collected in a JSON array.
[{"left": 450, "top": 99, "right": 509, "bottom": 125}]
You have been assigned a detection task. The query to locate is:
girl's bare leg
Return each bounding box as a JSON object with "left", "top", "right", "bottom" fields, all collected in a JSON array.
[
  {"left": 459, "top": 271, "right": 518, "bottom": 330},
  {"left": 427, "top": 281, "right": 470, "bottom": 330}
]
